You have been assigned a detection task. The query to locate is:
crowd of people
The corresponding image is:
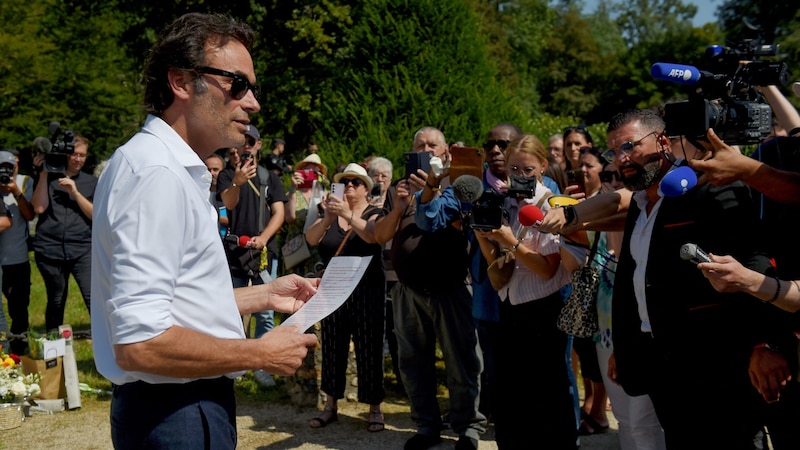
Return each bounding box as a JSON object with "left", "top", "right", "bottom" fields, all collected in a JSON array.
[{"left": 2, "top": 11, "right": 800, "bottom": 450}]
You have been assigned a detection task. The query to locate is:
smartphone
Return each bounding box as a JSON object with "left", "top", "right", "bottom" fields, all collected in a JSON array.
[
  {"left": 299, "top": 169, "right": 317, "bottom": 190},
  {"left": 449, "top": 146, "right": 484, "bottom": 181},
  {"left": 240, "top": 152, "right": 253, "bottom": 168},
  {"left": 404, "top": 152, "right": 431, "bottom": 179},
  {"left": 331, "top": 182, "right": 345, "bottom": 200},
  {"left": 566, "top": 169, "right": 586, "bottom": 194}
]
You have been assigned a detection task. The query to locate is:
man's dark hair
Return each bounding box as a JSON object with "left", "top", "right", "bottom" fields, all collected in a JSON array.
[
  {"left": 144, "top": 13, "right": 256, "bottom": 115},
  {"left": 607, "top": 108, "right": 665, "bottom": 134},
  {"left": 271, "top": 139, "right": 285, "bottom": 149}
]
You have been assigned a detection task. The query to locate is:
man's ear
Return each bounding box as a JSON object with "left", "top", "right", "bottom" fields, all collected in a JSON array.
[{"left": 168, "top": 70, "right": 193, "bottom": 101}]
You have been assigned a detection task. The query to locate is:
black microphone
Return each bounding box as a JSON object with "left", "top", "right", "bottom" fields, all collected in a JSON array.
[
  {"left": 32, "top": 136, "right": 52, "bottom": 155},
  {"left": 452, "top": 174, "right": 484, "bottom": 203},
  {"left": 680, "top": 243, "right": 711, "bottom": 265}
]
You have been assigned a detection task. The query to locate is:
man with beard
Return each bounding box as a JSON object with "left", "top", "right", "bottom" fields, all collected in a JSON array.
[{"left": 602, "top": 109, "right": 773, "bottom": 449}]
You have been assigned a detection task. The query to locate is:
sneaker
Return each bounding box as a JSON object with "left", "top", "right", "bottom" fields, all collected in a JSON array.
[
  {"left": 253, "top": 370, "right": 276, "bottom": 387},
  {"left": 404, "top": 433, "right": 441, "bottom": 450},
  {"left": 455, "top": 436, "right": 478, "bottom": 450}
]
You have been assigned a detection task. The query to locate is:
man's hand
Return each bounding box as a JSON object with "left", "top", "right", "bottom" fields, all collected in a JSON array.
[
  {"left": 689, "top": 128, "right": 758, "bottom": 187},
  {"left": 257, "top": 325, "right": 318, "bottom": 376},
  {"left": 59, "top": 177, "right": 78, "bottom": 197},
  {"left": 607, "top": 353, "right": 620, "bottom": 386},
  {"left": 233, "top": 154, "right": 257, "bottom": 186},
  {"left": 749, "top": 346, "right": 792, "bottom": 403},
  {"left": 697, "top": 254, "right": 759, "bottom": 295},
  {"left": 266, "top": 274, "right": 321, "bottom": 314}
]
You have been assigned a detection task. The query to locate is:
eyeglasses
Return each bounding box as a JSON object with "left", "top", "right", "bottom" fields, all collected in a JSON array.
[
  {"left": 483, "top": 140, "right": 510, "bottom": 152},
  {"left": 69, "top": 153, "right": 87, "bottom": 160},
  {"left": 244, "top": 137, "right": 256, "bottom": 147},
  {"left": 196, "top": 66, "right": 259, "bottom": 100},
  {"left": 563, "top": 125, "right": 587, "bottom": 133},
  {"left": 602, "top": 131, "right": 659, "bottom": 161},
  {"left": 599, "top": 171, "right": 621, "bottom": 183},
  {"left": 509, "top": 165, "right": 537, "bottom": 176},
  {"left": 340, "top": 177, "right": 365, "bottom": 187}
]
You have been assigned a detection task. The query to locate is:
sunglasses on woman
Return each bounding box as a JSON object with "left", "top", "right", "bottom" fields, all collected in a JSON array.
[
  {"left": 340, "top": 178, "right": 365, "bottom": 187},
  {"left": 196, "top": 66, "right": 260, "bottom": 100}
]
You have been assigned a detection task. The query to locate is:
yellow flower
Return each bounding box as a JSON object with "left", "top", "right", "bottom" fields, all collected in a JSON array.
[{"left": 1, "top": 357, "right": 15, "bottom": 368}]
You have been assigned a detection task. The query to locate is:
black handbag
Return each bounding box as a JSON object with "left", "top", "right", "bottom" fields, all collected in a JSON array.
[{"left": 224, "top": 234, "right": 262, "bottom": 278}]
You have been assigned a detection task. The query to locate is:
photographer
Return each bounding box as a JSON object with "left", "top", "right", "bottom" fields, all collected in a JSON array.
[
  {"left": 31, "top": 134, "right": 96, "bottom": 332},
  {"left": 217, "top": 125, "right": 287, "bottom": 387},
  {"left": 0, "top": 149, "right": 35, "bottom": 354}
]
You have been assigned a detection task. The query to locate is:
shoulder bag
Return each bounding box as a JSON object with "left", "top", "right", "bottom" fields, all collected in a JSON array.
[{"left": 557, "top": 234, "right": 601, "bottom": 338}]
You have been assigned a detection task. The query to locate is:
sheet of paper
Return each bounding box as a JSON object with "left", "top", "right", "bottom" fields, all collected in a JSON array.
[{"left": 280, "top": 256, "right": 372, "bottom": 332}]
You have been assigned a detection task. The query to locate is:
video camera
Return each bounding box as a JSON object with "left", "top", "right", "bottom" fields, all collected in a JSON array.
[
  {"left": 652, "top": 35, "right": 792, "bottom": 145},
  {"left": 32, "top": 121, "right": 75, "bottom": 174},
  {"left": 470, "top": 175, "right": 537, "bottom": 230}
]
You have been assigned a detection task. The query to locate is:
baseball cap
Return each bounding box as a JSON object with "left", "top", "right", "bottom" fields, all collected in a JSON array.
[
  {"left": 0, "top": 150, "right": 16, "bottom": 167},
  {"left": 245, "top": 125, "right": 260, "bottom": 141}
]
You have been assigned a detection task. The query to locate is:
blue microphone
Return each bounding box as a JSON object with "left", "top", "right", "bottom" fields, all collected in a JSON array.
[
  {"left": 650, "top": 63, "right": 704, "bottom": 85},
  {"left": 660, "top": 166, "right": 697, "bottom": 197}
]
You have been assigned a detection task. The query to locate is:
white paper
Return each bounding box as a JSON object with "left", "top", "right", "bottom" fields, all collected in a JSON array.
[{"left": 280, "top": 256, "right": 372, "bottom": 332}]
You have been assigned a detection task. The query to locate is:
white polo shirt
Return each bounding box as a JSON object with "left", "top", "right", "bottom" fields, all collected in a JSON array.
[{"left": 91, "top": 115, "right": 246, "bottom": 385}]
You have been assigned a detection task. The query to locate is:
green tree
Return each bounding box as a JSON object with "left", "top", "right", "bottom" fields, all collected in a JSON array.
[{"left": 313, "top": 0, "right": 523, "bottom": 176}]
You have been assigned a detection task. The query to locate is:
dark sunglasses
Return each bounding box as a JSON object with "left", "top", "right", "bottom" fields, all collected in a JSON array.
[
  {"left": 563, "top": 124, "right": 587, "bottom": 133},
  {"left": 196, "top": 66, "right": 259, "bottom": 100},
  {"left": 599, "top": 171, "right": 621, "bottom": 183},
  {"left": 483, "top": 139, "right": 510, "bottom": 152},
  {"left": 602, "top": 131, "right": 660, "bottom": 161},
  {"left": 340, "top": 177, "right": 365, "bottom": 187}
]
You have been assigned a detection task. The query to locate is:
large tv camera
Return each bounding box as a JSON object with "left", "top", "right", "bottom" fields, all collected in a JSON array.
[
  {"left": 651, "top": 36, "right": 792, "bottom": 145},
  {"left": 32, "top": 121, "right": 75, "bottom": 174},
  {"left": 469, "top": 175, "right": 537, "bottom": 230}
]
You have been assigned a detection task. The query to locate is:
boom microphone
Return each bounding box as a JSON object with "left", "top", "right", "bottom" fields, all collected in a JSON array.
[
  {"left": 452, "top": 174, "right": 484, "bottom": 203},
  {"left": 660, "top": 166, "right": 697, "bottom": 198},
  {"left": 32, "top": 136, "right": 52, "bottom": 155},
  {"left": 650, "top": 63, "right": 724, "bottom": 86}
]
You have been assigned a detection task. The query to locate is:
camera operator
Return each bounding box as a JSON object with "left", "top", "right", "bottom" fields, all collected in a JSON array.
[
  {"left": 31, "top": 134, "right": 96, "bottom": 332},
  {"left": 0, "top": 149, "right": 35, "bottom": 354}
]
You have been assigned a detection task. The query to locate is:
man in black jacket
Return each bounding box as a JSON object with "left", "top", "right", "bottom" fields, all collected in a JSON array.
[{"left": 606, "top": 109, "right": 773, "bottom": 449}]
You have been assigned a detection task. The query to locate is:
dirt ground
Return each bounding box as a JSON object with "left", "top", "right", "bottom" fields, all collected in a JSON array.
[{"left": 1, "top": 393, "right": 622, "bottom": 449}]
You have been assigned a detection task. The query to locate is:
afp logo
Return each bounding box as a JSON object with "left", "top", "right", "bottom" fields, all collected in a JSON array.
[{"left": 667, "top": 68, "right": 694, "bottom": 81}]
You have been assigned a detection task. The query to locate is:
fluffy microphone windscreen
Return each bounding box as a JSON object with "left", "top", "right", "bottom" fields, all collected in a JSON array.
[
  {"left": 518, "top": 205, "right": 544, "bottom": 227},
  {"left": 660, "top": 166, "right": 697, "bottom": 198},
  {"left": 452, "top": 174, "right": 484, "bottom": 203},
  {"left": 238, "top": 235, "right": 251, "bottom": 247}
]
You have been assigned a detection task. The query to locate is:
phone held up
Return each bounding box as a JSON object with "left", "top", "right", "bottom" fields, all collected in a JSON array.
[
  {"left": 240, "top": 152, "right": 253, "bottom": 168},
  {"left": 331, "top": 182, "right": 345, "bottom": 201},
  {"left": 566, "top": 169, "right": 586, "bottom": 195},
  {"left": 404, "top": 152, "right": 432, "bottom": 179}
]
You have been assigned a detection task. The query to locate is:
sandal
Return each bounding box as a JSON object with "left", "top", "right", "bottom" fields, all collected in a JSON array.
[
  {"left": 309, "top": 407, "right": 338, "bottom": 428},
  {"left": 578, "top": 414, "right": 609, "bottom": 435},
  {"left": 367, "top": 410, "right": 385, "bottom": 432}
]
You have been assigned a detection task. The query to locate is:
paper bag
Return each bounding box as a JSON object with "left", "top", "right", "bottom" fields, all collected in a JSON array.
[{"left": 20, "top": 355, "right": 66, "bottom": 400}]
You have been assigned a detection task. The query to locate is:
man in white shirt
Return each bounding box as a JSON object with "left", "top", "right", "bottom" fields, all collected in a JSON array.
[{"left": 91, "top": 13, "right": 318, "bottom": 449}]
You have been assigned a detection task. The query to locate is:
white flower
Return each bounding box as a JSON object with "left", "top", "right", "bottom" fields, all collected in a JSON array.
[
  {"left": 0, "top": 385, "right": 7, "bottom": 398},
  {"left": 10, "top": 380, "right": 27, "bottom": 397}
]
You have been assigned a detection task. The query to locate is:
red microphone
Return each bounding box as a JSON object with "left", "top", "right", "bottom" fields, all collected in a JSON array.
[
  {"left": 519, "top": 204, "right": 544, "bottom": 228},
  {"left": 238, "top": 235, "right": 252, "bottom": 248}
]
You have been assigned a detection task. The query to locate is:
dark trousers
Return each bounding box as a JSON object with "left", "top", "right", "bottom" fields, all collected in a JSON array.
[
  {"left": 111, "top": 378, "right": 236, "bottom": 449},
  {"left": 2, "top": 262, "right": 31, "bottom": 354},
  {"left": 34, "top": 252, "right": 91, "bottom": 331}
]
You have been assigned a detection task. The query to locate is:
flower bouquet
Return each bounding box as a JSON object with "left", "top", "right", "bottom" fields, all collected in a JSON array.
[{"left": 0, "top": 351, "right": 41, "bottom": 430}]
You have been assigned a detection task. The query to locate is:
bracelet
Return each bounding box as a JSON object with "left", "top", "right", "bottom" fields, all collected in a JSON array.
[
  {"left": 506, "top": 239, "right": 522, "bottom": 253},
  {"left": 768, "top": 276, "right": 781, "bottom": 303},
  {"left": 231, "top": 182, "right": 239, "bottom": 188},
  {"left": 425, "top": 181, "right": 441, "bottom": 192},
  {"left": 563, "top": 206, "right": 578, "bottom": 226},
  {"left": 14, "top": 192, "right": 23, "bottom": 200}
]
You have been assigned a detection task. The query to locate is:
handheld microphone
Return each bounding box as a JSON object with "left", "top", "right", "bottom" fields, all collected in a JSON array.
[
  {"left": 679, "top": 243, "right": 712, "bottom": 265},
  {"left": 238, "top": 235, "right": 252, "bottom": 248},
  {"left": 452, "top": 174, "right": 484, "bottom": 203},
  {"left": 650, "top": 63, "right": 724, "bottom": 86},
  {"left": 660, "top": 166, "right": 697, "bottom": 198},
  {"left": 518, "top": 204, "right": 544, "bottom": 228}
]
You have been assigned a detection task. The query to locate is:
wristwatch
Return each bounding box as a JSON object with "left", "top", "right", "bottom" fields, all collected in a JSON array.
[{"left": 563, "top": 206, "right": 577, "bottom": 225}]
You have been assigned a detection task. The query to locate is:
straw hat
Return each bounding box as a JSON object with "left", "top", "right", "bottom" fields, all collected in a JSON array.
[
  {"left": 333, "top": 163, "right": 373, "bottom": 191},
  {"left": 295, "top": 153, "right": 328, "bottom": 176}
]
